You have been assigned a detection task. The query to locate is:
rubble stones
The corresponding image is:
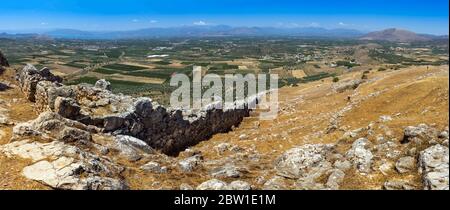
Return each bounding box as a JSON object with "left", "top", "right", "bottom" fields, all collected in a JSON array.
[
  {"left": 418, "top": 144, "right": 449, "bottom": 190},
  {"left": 275, "top": 144, "right": 334, "bottom": 179},
  {"left": 346, "top": 138, "right": 373, "bottom": 173},
  {"left": 395, "top": 156, "right": 416, "bottom": 174}
]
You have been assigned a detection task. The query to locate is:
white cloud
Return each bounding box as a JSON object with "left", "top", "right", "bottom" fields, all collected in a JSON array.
[
  {"left": 338, "top": 22, "right": 347, "bottom": 26},
  {"left": 193, "top": 21, "right": 207, "bottom": 26},
  {"left": 40, "top": 22, "right": 48, "bottom": 25},
  {"left": 132, "top": 19, "right": 139, "bottom": 23},
  {"left": 150, "top": 20, "right": 158, "bottom": 24},
  {"left": 309, "top": 22, "right": 320, "bottom": 27}
]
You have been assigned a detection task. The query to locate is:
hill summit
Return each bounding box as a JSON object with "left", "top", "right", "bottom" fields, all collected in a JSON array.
[{"left": 360, "top": 28, "right": 431, "bottom": 42}]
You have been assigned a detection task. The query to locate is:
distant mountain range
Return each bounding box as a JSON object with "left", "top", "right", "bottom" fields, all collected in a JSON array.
[
  {"left": 1, "top": 26, "right": 448, "bottom": 41},
  {"left": 44, "top": 26, "right": 365, "bottom": 39},
  {"left": 360, "top": 28, "right": 448, "bottom": 42}
]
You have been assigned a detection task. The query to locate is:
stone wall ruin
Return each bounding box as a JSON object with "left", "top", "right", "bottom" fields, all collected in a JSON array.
[{"left": 16, "top": 64, "right": 261, "bottom": 155}]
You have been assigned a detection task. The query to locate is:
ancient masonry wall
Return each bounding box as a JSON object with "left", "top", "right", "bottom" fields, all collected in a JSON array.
[{"left": 17, "top": 64, "right": 261, "bottom": 155}]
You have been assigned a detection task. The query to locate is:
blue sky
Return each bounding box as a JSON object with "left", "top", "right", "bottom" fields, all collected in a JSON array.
[{"left": 0, "top": 0, "right": 448, "bottom": 34}]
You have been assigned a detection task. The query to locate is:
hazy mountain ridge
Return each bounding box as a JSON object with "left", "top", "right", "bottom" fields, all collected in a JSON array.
[
  {"left": 44, "top": 26, "right": 364, "bottom": 39},
  {"left": 359, "top": 28, "right": 447, "bottom": 42},
  {"left": 1, "top": 26, "right": 447, "bottom": 41}
]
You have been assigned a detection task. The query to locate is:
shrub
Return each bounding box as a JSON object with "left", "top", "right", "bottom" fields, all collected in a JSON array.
[
  {"left": 361, "top": 74, "right": 368, "bottom": 80},
  {"left": 332, "top": 77, "right": 340, "bottom": 83},
  {"left": 378, "top": 67, "right": 387, "bottom": 71}
]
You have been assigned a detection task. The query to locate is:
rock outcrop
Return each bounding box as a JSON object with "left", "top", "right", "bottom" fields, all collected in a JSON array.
[
  {"left": 15, "top": 64, "right": 260, "bottom": 155},
  {"left": 0, "top": 50, "right": 9, "bottom": 67},
  {"left": 419, "top": 144, "right": 449, "bottom": 190}
]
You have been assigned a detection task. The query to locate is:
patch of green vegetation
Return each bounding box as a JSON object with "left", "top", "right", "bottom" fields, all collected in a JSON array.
[
  {"left": 103, "top": 63, "right": 147, "bottom": 71},
  {"left": 335, "top": 60, "right": 360, "bottom": 68},
  {"left": 332, "top": 77, "right": 340, "bottom": 82},
  {"left": 301, "top": 72, "right": 336, "bottom": 82},
  {"left": 104, "top": 49, "right": 123, "bottom": 59},
  {"left": 64, "top": 62, "right": 87, "bottom": 69},
  {"left": 153, "top": 60, "right": 172, "bottom": 65},
  {"left": 209, "top": 63, "right": 239, "bottom": 70},
  {"left": 181, "top": 61, "right": 210, "bottom": 66},
  {"left": 93, "top": 68, "right": 122, "bottom": 75}
]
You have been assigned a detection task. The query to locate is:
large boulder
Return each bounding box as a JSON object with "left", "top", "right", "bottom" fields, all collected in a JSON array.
[
  {"left": 16, "top": 64, "right": 62, "bottom": 102},
  {"left": 332, "top": 79, "right": 364, "bottom": 93},
  {"left": 395, "top": 156, "right": 416, "bottom": 174},
  {"left": 54, "top": 97, "right": 81, "bottom": 119},
  {"left": 346, "top": 138, "right": 373, "bottom": 173},
  {"left": 196, "top": 179, "right": 229, "bottom": 190},
  {"left": 0, "top": 140, "right": 127, "bottom": 190},
  {"left": 12, "top": 111, "right": 98, "bottom": 141},
  {"left": 418, "top": 144, "right": 449, "bottom": 190},
  {"left": 275, "top": 144, "right": 334, "bottom": 179},
  {"left": 95, "top": 79, "right": 112, "bottom": 91}
]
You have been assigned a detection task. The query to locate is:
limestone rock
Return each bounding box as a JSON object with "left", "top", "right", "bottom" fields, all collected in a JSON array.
[
  {"left": 140, "top": 162, "right": 168, "bottom": 173},
  {"left": 179, "top": 155, "right": 203, "bottom": 172},
  {"left": 275, "top": 144, "right": 334, "bottom": 179},
  {"left": 418, "top": 144, "right": 449, "bottom": 190},
  {"left": 210, "top": 164, "right": 245, "bottom": 178},
  {"left": 112, "top": 135, "right": 154, "bottom": 161},
  {"left": 229, "top": 181, "right": 251, "bottom": 190},
  {"left": 326, "top": 169, "right": 345, "bottom": 190},
  {"left": 54, "top": 97, "right": 80, "bottom": 119},
  {"left": 263, "top": 176, "right": 287, "bottom": 190},
  {"left": 384, "top": 180, "right": 416, "bottom": 190},
  {"left": 332, "top": 79, "right": 363, "bottom": 93},
  {"left": 196, "top": 179, "right": 228, "bottom": 190},
  {"left": 402, "top": 124, "right": 430, "bottom": 144},
  {"left": 346, "top": 138, "right": 373, "bottom": 173},
  {"left": 95, "top": 79, "right": 112, "bottom": 91},
  {"left": 57, "top": 127, "right": 92, "bottom": 143},
  {"left": 395, "top": 156, "right": 416, "bottom": 174}
]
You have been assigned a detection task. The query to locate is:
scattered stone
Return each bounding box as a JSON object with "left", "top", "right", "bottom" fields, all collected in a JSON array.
[
  {"left": 214, "top": 143, "right": 231, "bottom": 154},
  {"left": 239, "top": 134, "right": 248, "bottom": 140},
  {"left": 418, "top": 144, "right": 449, "bottom": 190},
  {"left": 379, "top": 161, "right": 394, "bottom": 175},
  {"left": 112, "top": 135, "right": 154, "bottom": 161},
  {"left": 332, "top": 79, "right": 364, "bottom": 93},
  {"left": 326, "top": 169, "right": 345, "bottom": 190},
  {"left": 346, "top": 138, "right": 373, "bottom": 173},
  {"left": 57, "top": 127, "right": 91, "bottom": 143},
  {"left": 140, "top": 162, "right": 168, "bottom": 173},
  {"left": 384, "top": 180, "right": 416, "bottom": 190},
  {"left": 275, "top": 144, "right": 334, "bottom": 179},
  {"left": 229, "top": 181, "right": 251, "bottom": 190},
  {"left": 180, "top": 183, "right": 194, "bottom": 190},
  {"left": 438, "top": 131, "right": 449, "bottom": 139},
  {"left": 95, "top": 79, "right": 112, "bottom": 91},
  {"left": 402, "top": 124, "right": 429, "bottom": 144},
  {"left": 263, "top": 176, "right": 287, "bottom": 190},
  {"left": 196, "top": 179, "right": 228, "bottom": 190},
  {"left": 334, "top": 159, "right": 352, "bottom": 171},
  {"left": 379, "top": 115, "right": 392, "bottom": 122},
  {"left": 211, "top": 164, "right": 244, "bottom": 178},
  {"left": 395, "top": 156, "right": 416, "bottom": 174},
  {"left": 179, "top": 155, "right": 203, "bottom": 172}
]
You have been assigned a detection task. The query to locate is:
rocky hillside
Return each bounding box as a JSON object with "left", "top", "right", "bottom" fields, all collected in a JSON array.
[
  {"left": 0, "top": 61, "right": 449, "bottom": 190},
  {"left": 360, "top": 28, "right": 431, "bottom": 42},
  {"left": 0, "top": 50, "right": 8, "bottom": 67}
]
